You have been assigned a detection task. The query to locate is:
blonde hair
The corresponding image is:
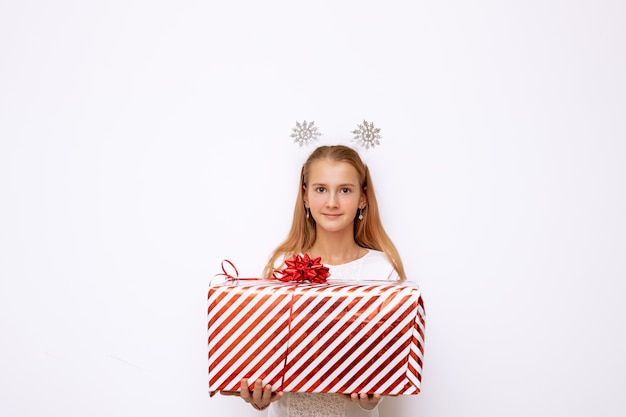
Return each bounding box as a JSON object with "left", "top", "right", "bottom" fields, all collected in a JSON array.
[{"left": 263, "top": 145, "right": 407, "bottom": 280}]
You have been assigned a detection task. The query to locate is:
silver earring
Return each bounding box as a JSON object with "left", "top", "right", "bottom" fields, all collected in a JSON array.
[
  {"left": 306, "top": 208, "right": 310, "bottom": 219},
  {"left": 358, "top": 208, "right": 364, "bottom": 220}
]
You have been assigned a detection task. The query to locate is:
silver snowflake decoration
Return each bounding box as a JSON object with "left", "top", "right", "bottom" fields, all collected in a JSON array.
[
  {"left": 290, "top": 120, "right": 322, "bottom": 147},
  {"left": 351, "top": 120, "right": 382, "bottom": 149}
]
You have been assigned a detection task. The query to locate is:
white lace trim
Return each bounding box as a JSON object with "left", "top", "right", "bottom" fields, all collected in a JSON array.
[
  {"left": 288, "top": 393, "right": 345, "bottom": 417},
  {"left": 268, "top": 393, "right": 379, "bottom": 417}
]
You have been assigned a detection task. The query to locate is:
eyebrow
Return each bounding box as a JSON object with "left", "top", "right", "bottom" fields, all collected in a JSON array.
[{"left": 309, "top": 182, "right": 358, "bottom": 188}]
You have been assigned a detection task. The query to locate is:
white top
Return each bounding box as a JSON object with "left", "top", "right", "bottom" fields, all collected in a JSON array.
[
  {"left": 326, "top": 249, "right": 400, "bottom": 282},
  {"left": 267, "top": 249, "right": 399, "bottom": 417}
]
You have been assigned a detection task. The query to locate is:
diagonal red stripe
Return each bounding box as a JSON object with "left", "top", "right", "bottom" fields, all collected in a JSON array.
[
  {"left": 287, "top": 292, "right": 415, "bottom": 392},
  {"left": 310, "top": 299, "right": 415, "bottom": 392}
]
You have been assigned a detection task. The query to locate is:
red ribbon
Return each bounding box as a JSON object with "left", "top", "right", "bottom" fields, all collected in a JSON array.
[
  {"left": 212, "top": 256, "right": 329, "bottom": 391},
  {"left": 218, "top": 255, "right": 330, "bottom": 284},
  {"left": 220, "top": 259, "right": 239, "bottom": 280},
  {"left": 217, "top": 259, "right": 270, "bottom": 282},
  {"left": 272, "top": 254, "right": 330, "bottom": 283}
]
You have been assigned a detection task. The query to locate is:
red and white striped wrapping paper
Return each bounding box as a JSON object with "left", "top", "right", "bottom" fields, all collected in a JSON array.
[{"left": 207, "top": 280, "right": 425, "bottom": 396}]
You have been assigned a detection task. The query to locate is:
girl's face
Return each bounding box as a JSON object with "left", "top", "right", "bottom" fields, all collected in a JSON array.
[{"left": 303, "top": 159, "right": 366, "bottom": 235}]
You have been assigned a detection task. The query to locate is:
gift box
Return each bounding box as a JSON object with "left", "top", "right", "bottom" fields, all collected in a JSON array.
[{"left": 207, "top": 278, "right": 425, "bottom": 396}]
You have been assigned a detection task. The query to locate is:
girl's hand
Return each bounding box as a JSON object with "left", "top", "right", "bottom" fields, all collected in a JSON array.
[
  {"left": 339, "top": 393, "right": 382, "bottom": 410},
  {"left": 238, "top": 379, "right": 283, "bottom": 411}
]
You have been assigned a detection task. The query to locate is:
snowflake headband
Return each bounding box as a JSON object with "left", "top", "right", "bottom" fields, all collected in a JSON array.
[{"left": 290, "top": 120, "right": 382, "bottom": 149}]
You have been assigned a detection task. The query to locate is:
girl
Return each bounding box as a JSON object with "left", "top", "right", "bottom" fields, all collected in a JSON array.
[{"left": 229, "top": 145, "right": 407, "bottom": 417}]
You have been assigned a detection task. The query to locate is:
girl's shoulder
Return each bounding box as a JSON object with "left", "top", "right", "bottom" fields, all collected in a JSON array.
[
  {"left": 360, "top": 249, "right": 400, "bottom": 279},
  {"left": 328, "top": 249, "right": 399, "bottom": 281},
  {"left": 360, "top": 249, "right": 389, "bottom": 263}
]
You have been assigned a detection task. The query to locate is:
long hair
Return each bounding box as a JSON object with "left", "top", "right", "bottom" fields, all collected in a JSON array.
[{"left": 263, "top": 145, "right": 407, "bottom": 280}]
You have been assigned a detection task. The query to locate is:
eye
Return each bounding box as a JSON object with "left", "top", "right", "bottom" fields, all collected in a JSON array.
[
  {"left": 315, "top": 187, "right": 326, "bottom": 193},
  {"left": 340, "top": 187, "right": 351, "bottom": 194}
]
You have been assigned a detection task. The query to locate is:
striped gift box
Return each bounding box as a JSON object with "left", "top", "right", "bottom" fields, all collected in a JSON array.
[{"left": 207, "top": 280, "right": 425, "bottom": 395}]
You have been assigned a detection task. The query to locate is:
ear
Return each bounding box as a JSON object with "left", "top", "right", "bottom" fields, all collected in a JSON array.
[
  {"left": 303, "top": 185, "right": 309, "bottom": 208},
  {"left": 359, "top": 192, "right": 367, "bottom": 209}
]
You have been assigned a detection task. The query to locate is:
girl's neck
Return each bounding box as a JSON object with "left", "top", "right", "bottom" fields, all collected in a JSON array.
[{"left": 308, "top": 232, "right": 366, "bottom": 266}]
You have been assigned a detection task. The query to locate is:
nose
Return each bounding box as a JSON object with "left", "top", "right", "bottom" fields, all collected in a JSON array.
[{"left": 326, "top": 191, "right": 339, "bottom": 207}]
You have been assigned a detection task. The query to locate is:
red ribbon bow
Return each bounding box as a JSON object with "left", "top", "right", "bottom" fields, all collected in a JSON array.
[{"left": 273, "top": 254, "right": 330, "bottom": 283}]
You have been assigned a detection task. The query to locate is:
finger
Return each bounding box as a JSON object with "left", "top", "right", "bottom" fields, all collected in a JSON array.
[
  {"left": 262, "top": 384, "right": 273, "bottom": 403},
  {"left": 252, "top": 379, "right": 264, "bottom": 403},
  {"left": 271, "top": 391, "right": 284, "bottom": 403},
  {"left": 240, "top": 379, "right": 252, "bottom": 401},
  {"left": 362, "top": 393, "right": 379, "bottom": 403},
  {"left": 356, "top": 393, "right": 380, "bottom": 411}
]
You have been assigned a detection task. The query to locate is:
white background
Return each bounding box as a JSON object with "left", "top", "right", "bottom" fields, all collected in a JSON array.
[{"left": 1, "top": 1, "right": 625, "bottom": 416}]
